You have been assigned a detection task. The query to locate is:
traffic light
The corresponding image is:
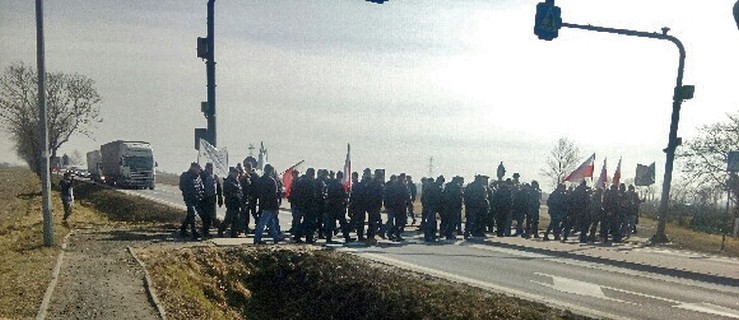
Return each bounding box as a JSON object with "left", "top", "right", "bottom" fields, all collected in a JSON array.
[
  {"left": 534, "top": 0, "right": 562, "bottom": 41},
  {"left": 197, "top": 37, "right": 208, "bottom": 59}
]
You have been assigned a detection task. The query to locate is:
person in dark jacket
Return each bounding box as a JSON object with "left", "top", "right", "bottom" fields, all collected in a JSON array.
[
  {"left": 60, "top": 171, "right": 74, "bottom": 222},
  {"left": 324, "top": 171, "right": 354, "bottom": 243},
  {"left": 525, "top": 181, "right": 542, "bottom": 239},
  {"left": 423, "top": 176, "right": 445, "bottom": 242},
  {"left": 219, "top": 167, "right": 243, "bottom": 237},
  {"left": 407, "top": 175, "right": 417, "bottom": 226},
  {"left": 442, "top": 176, "right": 464, "bottom": 240},
  {"left": 179, "top": 162, "right": 205, "bottom": 240},
  {"left": 292, "top": 168, "right": 318, "bottom": 243},
  {"left": 350, "top": 169, "right": 371, "bottom": 242},
  {"left": 491, "top": 179, "right": 513, "bottom": 237},
  {"left": 254, "top": 164, "right": 283, "bottom": 244},
  {"left": 543, "top": 184, "right": 566, "bottom": 241},
  {"left": 464, "top": 175, "right": 489, "bottom": 239},
  {"left": 199, "top": 163, "right": 223, "bottom": 238},
  {"left": 367, "top": 169, "right": 385, "bottom": 241}
]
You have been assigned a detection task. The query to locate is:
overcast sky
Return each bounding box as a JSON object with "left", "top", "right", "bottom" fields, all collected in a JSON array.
[{"left": 1, "top": 0, "right": 739, "bottom": 187}]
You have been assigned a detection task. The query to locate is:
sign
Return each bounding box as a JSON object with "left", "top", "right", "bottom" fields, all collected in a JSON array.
[
  {"left": 534, "top": 0, "right": 562, "bottom": 41},
  {"left": 635, "top": 162, "right": 656, "bottom": 186},
  {"left": 728, "top": 151, "right": 739, "bottom": 172},
  {"left": 199, "top": 138, "right": 228, "bottom": 177}
]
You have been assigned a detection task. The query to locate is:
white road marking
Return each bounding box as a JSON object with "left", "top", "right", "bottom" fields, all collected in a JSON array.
[
  {"left": 532, "top": 272, "right": 633, "bottom": 305},
  {"left": 534, "top": 272, "right": 739, "bottom": 319},
  {"left": 673, "top": 302, "right": 739, "bottom": 319}
]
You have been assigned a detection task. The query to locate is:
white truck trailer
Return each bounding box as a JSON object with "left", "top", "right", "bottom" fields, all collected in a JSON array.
[{"left": 99, "top": 140, "right": 156, "bottom": 189}]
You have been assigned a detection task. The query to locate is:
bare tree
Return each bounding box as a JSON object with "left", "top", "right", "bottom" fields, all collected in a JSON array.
[
  {"left": 678, "top": 111, "right": 739, "bottom": 205},
  {"left": 0, "top": 62, "right": 102, "bottom": 177},
  {"left": 541, "top": 137, "right": 581, "bottom": 189}
]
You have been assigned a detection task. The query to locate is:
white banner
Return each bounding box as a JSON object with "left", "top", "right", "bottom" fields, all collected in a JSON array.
[{"left": 199, "top": 139, "right": 228, "bottom": 177}]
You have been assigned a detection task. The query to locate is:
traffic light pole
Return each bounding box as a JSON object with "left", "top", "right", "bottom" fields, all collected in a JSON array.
[
  {"left": 206, "top": 0, "right": 217, "bottom": 147},
  {"left": 560, "top": 22, "right": 687, "bottom": 244}
]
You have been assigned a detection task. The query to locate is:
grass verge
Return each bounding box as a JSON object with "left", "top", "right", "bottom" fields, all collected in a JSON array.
[
  {"left": 140, "top": 246, "right": 590, "bottom": 320},
  {"left": 0, "top": 167, "right": 185, "bottom": 319}
]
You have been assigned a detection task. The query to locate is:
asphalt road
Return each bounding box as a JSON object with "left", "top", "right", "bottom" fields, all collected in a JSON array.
[{"left": 125, "top": 184, "right": 739, "bottom": 320}]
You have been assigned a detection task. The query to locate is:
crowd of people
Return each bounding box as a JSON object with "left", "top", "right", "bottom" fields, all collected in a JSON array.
[{"left": 177, "top": 160, "right": 643, "bottom": 245}]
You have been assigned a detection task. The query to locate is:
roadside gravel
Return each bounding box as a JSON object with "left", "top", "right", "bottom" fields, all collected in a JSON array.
[{"left": 44, "top": 228, "right": 174, "bottom": 320}]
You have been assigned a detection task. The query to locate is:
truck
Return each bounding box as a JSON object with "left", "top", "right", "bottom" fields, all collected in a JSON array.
[
  {"left": 86, "top": 150, "right": 103, "bottom": 182},
  {"left": 99, "top": 140, "right": 156, "bottom": 189}
]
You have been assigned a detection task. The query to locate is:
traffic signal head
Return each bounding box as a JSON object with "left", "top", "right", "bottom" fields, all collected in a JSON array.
[{"left": 534, "top": 1, "right": 562, "bottom": 41}]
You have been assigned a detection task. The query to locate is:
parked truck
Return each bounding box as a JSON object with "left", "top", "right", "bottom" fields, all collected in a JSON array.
[{"left": 99, "top": 140, "right": 156, "bottom": 189}]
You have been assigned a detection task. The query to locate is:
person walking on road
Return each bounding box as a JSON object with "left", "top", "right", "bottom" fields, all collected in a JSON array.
[
  {"left": 200, "top": 163, "right": 223, "bottom": 239},
  {"left": 179, "top": 162, "right": 205, "bottom": 240},
  {"left": 60, "top": 171, "right": 75, "bottom": 222},
  {"left": 254, "top": 164, "right": 283, "bottom": 244},
  {"left": 219, "top": 167, "right": 244, "bottom": 238}
]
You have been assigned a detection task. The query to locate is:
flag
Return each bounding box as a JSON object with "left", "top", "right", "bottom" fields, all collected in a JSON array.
[
  {"left": 563, "top": 153, "right": 595, "bottom": 183},
  {"left": 635, "top": 162, "right": 656, "bottom": 186},
  {"left": 199, "top": 139, "right": 228, "bottom": 177},
  {"left": 595, "top": 158, "right": 607, "bottom": 189},
  {"left": 342, "top": 143, "right": 352, "bottom": 192},
  {"left": 612, "top": 157, "right": 622, "bottom": 187},
  {"left": 281, "top": 160, "right": 305, "bottom": 198}
]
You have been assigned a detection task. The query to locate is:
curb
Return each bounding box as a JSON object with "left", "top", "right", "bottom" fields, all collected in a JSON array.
[
  {"left": 127, "top": 246, "right": 167, "bottom": 320},
  {"left": 36, "top": 230, "right": 73, "bottom": 320}
]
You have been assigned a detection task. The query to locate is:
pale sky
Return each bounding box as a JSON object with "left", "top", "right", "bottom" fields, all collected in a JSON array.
[{"left": 1, "top": 0, "right": 738, "bottom": 189}]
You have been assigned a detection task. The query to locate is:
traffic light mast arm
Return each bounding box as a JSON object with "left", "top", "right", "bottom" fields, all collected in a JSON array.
[{"left": 561, "top": 22, "right": 686, "bottom": 87}]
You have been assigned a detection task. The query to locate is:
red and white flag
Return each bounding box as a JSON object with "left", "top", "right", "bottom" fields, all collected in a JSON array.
[
  {"left": 563, "top": 153, "right": 595, "bottom": 183},
  {"left": 595, "top": 158, "right": 607, "bottom": 189},
  {"left": 342, "top": 143, "right": 352, "bottom": 192},
  {"left": 281, "top": 160, "right": 304, "bottom": 198},
  {"left": 612, "top": 157, "right": 622, "bottom": 187}
]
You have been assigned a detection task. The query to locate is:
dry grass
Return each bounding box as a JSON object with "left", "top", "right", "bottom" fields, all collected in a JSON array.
[
  {"left": 0, "top": 167, "right": 186, "bottom": 319},
  {"left": 638, "top": 216, "right": 739, "bottom": 256},
  {"left": 156, "top": 170, "right": 180, "bottom": 186},
  {"left": 141, "top": 246, "right": 590, "bottom": 320},
  {"left": 0, "top": 168, "right": 111, "bottom": 319}
]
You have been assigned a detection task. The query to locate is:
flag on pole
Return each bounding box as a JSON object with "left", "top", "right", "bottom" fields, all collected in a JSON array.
[
  {"left": 595, "top": 158, "right": 608, "bottom": 189},
  {"left": 281, "top": 160, "right": 305, "bottom": 198},
  {"left": 563, "top": 153, "right": 595, "bottom": 183},
  {"left": 342, "top": 143, "right": 352, "bottom": 192},
  {"left": 612, "top": 157, "right": 622, "bottom": 187},
  {"left": 635, "top": 162, "right": 656, "bottom": 186}
]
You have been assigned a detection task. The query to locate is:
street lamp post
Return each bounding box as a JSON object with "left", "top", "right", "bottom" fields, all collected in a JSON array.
[{"left": 36, "top": 0, "right": 54, "bottom": 247}]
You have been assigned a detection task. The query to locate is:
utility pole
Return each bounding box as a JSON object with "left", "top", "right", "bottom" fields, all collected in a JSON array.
[
  {"left": 197, "top": 0, "right": 217, "bottom": 147},
  {"left": 534, "top": 0, "right": 693, "bottom": 243},
  {"left": 36, "top": 0, "right": 53, "bottom": 247}
]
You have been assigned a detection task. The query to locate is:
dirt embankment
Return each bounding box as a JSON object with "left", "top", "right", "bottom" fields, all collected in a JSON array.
[{"left": 141, "top": 246, "right": 591, "bottom": 320}]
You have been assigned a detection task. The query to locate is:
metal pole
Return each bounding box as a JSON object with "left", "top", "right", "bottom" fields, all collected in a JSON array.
[
  {"left": 36, "top": 0, "right": 54, "bottom": 247},
  {"left": 561, "top": 22, "right": 687, "bottom": 244},
  {"left": 722, "top": 176, "right": 730, "bottom": 251},
  {"left": 206, "top": 0, "right": 217, "bottom": 147}
]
